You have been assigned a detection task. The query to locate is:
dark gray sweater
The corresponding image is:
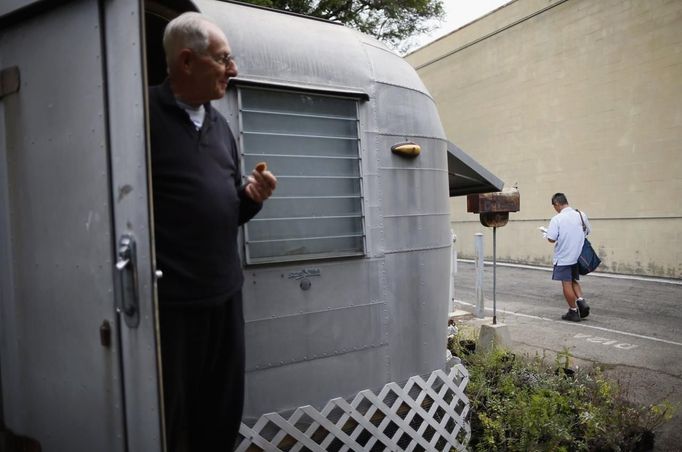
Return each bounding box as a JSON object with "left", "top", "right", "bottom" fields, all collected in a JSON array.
[{"left": 149, "top": 80, "right": 261, "bottom": 306}]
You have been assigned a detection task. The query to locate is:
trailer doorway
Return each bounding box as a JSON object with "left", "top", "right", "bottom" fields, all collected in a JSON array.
[{"left": 145, "top": 1, "right": 199, "bottom": 86}]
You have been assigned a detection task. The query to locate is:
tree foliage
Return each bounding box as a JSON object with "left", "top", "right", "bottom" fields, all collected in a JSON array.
[{"left": 239, "top": 0, "right": 444, "bottom": 51}]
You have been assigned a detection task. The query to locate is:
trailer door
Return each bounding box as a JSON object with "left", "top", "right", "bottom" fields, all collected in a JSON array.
[{"left": 0, "top": 1, "right": 161, "bottom": 451}]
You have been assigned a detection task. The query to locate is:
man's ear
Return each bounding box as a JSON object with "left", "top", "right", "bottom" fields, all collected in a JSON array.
[{"left": 178, "top": 48, "right": 194, "bottom": 74}]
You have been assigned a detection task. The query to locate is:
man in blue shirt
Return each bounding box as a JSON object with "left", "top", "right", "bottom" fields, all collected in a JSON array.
[{"left": 545, "top": 193, "right": 591, "bottom": 322}]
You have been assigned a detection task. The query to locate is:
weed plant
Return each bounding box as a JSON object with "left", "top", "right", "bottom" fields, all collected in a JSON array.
[{"left": 449, "top": 336, "right": 675, "bottom": 451}]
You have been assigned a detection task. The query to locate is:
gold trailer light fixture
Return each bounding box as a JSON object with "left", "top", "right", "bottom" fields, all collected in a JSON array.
[{"left": 391, "top": 141, "right": 421, "bottom": 157}]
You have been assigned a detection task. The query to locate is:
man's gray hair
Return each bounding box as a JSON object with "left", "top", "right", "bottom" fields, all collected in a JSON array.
[{"left": 163, "top": 12, "right": 216, "bottom": 67}]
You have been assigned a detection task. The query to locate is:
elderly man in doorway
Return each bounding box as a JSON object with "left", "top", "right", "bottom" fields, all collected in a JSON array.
[
  {"left": 149, "top": 12, "right": 277, "bottom": 451},
  {"left": 544, "top": 193, "right": 591, "bottom": 322}
]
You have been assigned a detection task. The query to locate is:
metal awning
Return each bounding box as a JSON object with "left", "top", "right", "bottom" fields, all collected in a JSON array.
[{"left": 447, "top": 141, "right": 504, "bottom": 197}]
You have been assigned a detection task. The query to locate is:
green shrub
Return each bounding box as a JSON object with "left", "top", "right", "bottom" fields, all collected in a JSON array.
[{"left": 449, "top": 337, "right": 675, "bottom": 451}]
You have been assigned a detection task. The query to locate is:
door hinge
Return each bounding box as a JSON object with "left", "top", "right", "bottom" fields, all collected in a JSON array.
[{"left": 99, "top": 320, "right": 112, "bottom": 347}]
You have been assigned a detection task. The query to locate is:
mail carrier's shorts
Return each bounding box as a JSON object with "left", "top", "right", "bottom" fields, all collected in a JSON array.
[{"left": 552, "top": 264, "right": 579, "bottom": 281}]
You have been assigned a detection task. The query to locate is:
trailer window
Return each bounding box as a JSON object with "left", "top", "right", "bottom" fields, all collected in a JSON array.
[{"left": 238, "top": 87, "right": 365, "bottom": 264}]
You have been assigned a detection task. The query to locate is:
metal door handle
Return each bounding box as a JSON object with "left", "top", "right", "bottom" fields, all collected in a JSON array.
[
  {"left": 116, "top": 234, "right": 139, "bottom": 328},
  {"left": 116, "top": 256, "right": 130, "bottom": 271}
]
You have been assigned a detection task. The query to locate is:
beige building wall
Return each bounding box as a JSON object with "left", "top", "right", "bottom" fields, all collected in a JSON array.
[{"left": 406, "top": 0, "right": 682, "bottom": 279}]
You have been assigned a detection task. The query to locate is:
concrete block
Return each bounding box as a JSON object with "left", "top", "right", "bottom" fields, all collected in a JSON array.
[{"left": 478, "top": 323, "right": 511, "bottom": 353}]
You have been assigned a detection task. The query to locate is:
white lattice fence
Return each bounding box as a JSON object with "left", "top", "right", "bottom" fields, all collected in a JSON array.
[{"left": 235, "top": 364, "right": 470, "bottom": 452}]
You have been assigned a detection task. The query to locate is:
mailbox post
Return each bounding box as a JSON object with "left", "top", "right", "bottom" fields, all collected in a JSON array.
[{"left": 467, "top": 189, "right": 520, "bottom": 324}]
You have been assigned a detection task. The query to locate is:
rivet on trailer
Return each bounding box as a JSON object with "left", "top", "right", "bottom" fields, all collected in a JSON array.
[{"left": 0, "top": 0, "right": 502, "bottom": 450}]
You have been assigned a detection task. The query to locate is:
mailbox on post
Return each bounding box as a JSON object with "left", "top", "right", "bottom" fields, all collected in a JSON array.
[
  {"left": 466, "top": 188, "right": 520, "bottom": 227},
  {"left": 466, "top": 188, "right": 520, "bottom": 326}
]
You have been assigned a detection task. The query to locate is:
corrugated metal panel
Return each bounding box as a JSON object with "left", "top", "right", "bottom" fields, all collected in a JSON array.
[
  {"left": 370, "top": 85, "right": 445, "bottom": 138},
  {"left": 359, "top": 34, "right": 431, "bottom": 94},
  {"left": 241, "top": 259, "right": 390, "bottom": 416},
  {"left": 197, "top": 0, "right": 371, "bottom": 92},
  {"left": 243, "top": 346, "right": 390, "bottom": 419},
  {"left": 384, "top": 247, "right": 451, "bottom": 381},
  {"left": 245, "top": 302, "right": 387, "bottom": 372}
]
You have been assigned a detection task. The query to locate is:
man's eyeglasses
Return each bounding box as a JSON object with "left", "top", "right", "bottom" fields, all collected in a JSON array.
[{"left": 208, "top": 53, "right": 236, "bottom": 68}]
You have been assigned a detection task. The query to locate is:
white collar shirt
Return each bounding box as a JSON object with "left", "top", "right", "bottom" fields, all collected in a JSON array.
[
  {"left": 546, "top": 206, "right": 590, "bottom": 266},
  {"left": 175, "top": 99, "right": 206, "bottom": 130}
]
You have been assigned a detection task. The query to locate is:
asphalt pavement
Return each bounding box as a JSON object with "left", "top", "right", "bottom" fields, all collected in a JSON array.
[{"left": 450, "top": 260, "right": 682, "bottom": 452}]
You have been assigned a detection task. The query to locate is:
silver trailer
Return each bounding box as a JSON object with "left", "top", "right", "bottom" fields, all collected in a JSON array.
[{"left": 0, "top": 0, "right": 500, "bottom": 450}]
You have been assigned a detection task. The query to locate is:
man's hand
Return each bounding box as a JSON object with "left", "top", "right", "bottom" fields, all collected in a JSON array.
[{"left": 245, "top": 163, "right": 277, "bottom": 203}]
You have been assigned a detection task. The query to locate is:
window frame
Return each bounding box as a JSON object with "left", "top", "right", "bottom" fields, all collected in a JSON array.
[{"left": 236, "top": 84, "right": 367, "bottom": 265}]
